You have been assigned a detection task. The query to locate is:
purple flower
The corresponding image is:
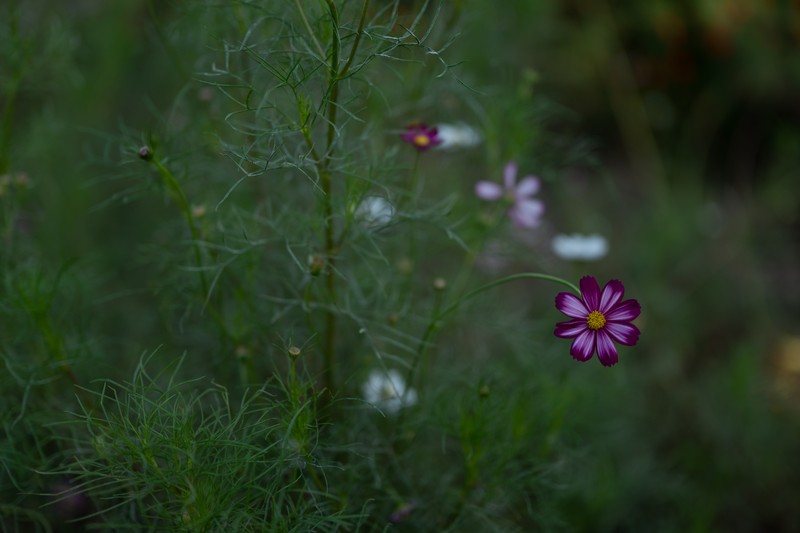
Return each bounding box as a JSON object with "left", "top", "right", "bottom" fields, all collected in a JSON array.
[
  {"left": 401, "top": 123, "right": 441, "bottom": 151},
  {"left": 554, "top": 276, "right": 641, "bottom": 366},
  {"left": 475, "top": 162, "right": 544, "bottom": 228}
]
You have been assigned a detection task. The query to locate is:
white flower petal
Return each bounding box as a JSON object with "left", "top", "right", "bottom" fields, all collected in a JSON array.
[
  {"left": 551, "top": 233, "right": 609, "bottom": 261},
  {"left": 435, "top": 123, "right": 481, "bottom": 150},
  {"left": 355, "top": 196, "right": 395, "bottom": 227},
  {"left": 362, "top": 369, "right": 416, "bottom": 414}
]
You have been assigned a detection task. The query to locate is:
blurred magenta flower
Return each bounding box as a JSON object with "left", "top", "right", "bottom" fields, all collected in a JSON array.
[
  {"left": 554, "top": 276, "right": 641, "bottom": 366},
  {"left": 475, "top": 162, "right": 544, "bottom": 228},
  {"left": 401, "top": 123, "right": 441, "bottom": 151}
]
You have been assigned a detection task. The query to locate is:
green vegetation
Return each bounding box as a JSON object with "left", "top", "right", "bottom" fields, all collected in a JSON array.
[{"left": 2, "top": 1, "right": 800, "bottom": 530}]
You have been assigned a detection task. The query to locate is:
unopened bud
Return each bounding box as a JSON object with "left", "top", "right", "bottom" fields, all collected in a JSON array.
[
  {"left": 397, "top": 257, "right": 414, "bottom": 274},
  {"left": 235, "top": 345, "right": 250, "bottom": 360},
  {"left": 288, "top": 345, "right": 301, "bottom": 359},
  {"left": 479, "top": 384, "right": 491, "bottom": 399},
  {"left": 433, "top": 277, "right": 447, "bottom": 291},
  {"left": 138, "top": 146, "right": 153, "bottom": 161},
  {"left": 307, "top": 254, "right": 325, "bottom": 276}
]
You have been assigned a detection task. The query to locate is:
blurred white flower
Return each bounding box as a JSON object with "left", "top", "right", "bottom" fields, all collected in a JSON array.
[
  {"left": 355, "top": 196, "right": 395, "bottom": 228},
  {"left": 551, "top": 233, "right": 609, "bottom": 261},
  {"left": 362, "top": 369, "right": 417, "bottom": 414},
  {"left": 435, "top": 123, "right": 481, "bottom": 150}
]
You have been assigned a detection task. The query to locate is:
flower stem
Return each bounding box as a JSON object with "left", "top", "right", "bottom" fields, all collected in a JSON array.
[
  {"left": 439, "top": 273, "right": 580, "bottom": 320},
  {"left": 339, "top": 0, "right": 370, "bottom": 78},
  {"left": 146, "top": 154, "right": 238, "bottom": 348},
  {"left": 294, "top": 0, "right": 326, "bottom": 61},
  {"left": 407, "top": 273, "right": 579, "bottom": 390},
  {"left": 319, "top": 0, "right": 341, "bottom": 396},
  {"left": 150, "top": 156, "right": 208, "bottom": 296},
  {"left": 302, "top": 0, "right": 371, "bottom": 396}
]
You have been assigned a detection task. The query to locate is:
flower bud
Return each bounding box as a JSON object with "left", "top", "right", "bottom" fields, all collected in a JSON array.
[
  {"left": 307, "top": 254, "right": 325, "bottom": 276},
  {"left": 433, "top": 277, "right": 447, "bottom": 291},
  {"left": 288, "top": 345, "right": 301, "bottom": 359},
  {"left": 235, "top": 345, "right": 250, "bottom": 360},
  {"left": 138, "top": 145, "right": 153, "bottom": 161},
  {"left": 191, "top": 204, "right": 207, "bottom": 218}
]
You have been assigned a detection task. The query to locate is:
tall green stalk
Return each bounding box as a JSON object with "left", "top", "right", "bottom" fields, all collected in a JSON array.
[{"left": 314, "top": 0, "right": 370, "bottom": 395}]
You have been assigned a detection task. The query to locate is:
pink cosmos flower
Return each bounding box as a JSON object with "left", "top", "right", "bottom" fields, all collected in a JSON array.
[
  {"left": 401, "top": 123, "right": 441, "bottom": 151},
  {"left": 475, "top": 162, "right": 544, "bottom": 228},
  {"left": 554, "top": 276, "right": 641, "bottom": 366}
]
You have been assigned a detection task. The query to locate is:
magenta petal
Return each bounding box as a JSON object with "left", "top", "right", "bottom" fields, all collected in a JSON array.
[
  {"left": 570, "top": 329, "right": 595, "bottom": 361},
  {"left": 555, "top": 292, "right": 588, "bottom": 319},
  {"left": 503, "top": 161, "right": 518, "bottom": 189},
  {"left": 554, "top": 319, "right": 588, "bottom": 339},
  {"left": 604, "top": 321, "right": 640, "bottom": 346},
  {"left": 595, "top": 330, "right": 619, "bottom": 366},
  {"left": 515, "top": 176, "right": 540, "bottom": 198},
  {"left": 605, "top": 299, "right": 641, "bottom": 322},
  {"left": 599, "top": 280, "right": 624, "bottom": 313},
  {"left": 579, "top": 276, "right": 600, "bottom": 311},
  {"left": 475, "top": 181, "right": 504, "bottom": 201}
]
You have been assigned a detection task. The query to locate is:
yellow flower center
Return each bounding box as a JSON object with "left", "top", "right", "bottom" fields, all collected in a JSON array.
[
  {"left": 586, "top": 310, "right": 606, "bottom": 330},
  {"left": 413, "top": 134, "right": 431, "bottom": 147},
  {"left": 380, "top": 383, "right": 398, "bottom": 400}
]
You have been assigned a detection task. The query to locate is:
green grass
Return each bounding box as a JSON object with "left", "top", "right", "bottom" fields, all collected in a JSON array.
[{"left": 2, "top": 0, "right": 800, "bottom": 531}]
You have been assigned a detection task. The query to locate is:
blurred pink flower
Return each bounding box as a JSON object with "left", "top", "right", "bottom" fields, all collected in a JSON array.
[
  {"left": 401, "top": 123, "right": 441, "bottom": 151},
  {"left": 475, "top": 162, "right": 544, "bottom": 228}
]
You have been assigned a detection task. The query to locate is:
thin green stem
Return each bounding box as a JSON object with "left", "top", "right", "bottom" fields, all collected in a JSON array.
[
  {"left": 151, "top": 156, "right": 208, "bottom": 296},
  {"left": 407, "top": 273, "right": 580, "bottom": 390},
  {"left": 439, "top": 273, "right": 579, "bottom": 320},
  {"left": 324, "top": 0, "right": 341, "bottom": 157},
  {"left": 319, "top": 0, "right": 341, "bottom": 395},
  {"left": 339, "top": 0, "right": 370, "bottom": 78},
  {"left": 148, "top": 155, "right": 239, "bottom": 346},
  {"left": 295, "top": 0, "right": 326, "bottom": 61},
  {"left": 408, "top": 150, "right": 421, "bottom": 204}
]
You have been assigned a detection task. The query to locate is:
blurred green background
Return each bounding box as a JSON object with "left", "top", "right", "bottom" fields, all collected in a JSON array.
[{"left": 3, "top": 0, "right": 800, "bottom": 530}]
